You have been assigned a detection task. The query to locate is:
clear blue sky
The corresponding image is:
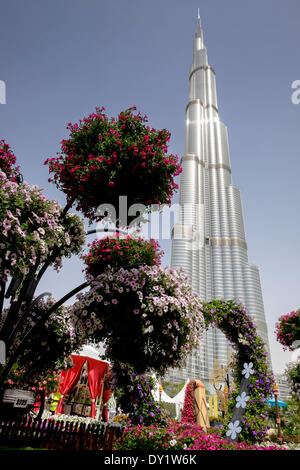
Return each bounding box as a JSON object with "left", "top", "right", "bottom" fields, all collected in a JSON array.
[{"left": 0, "top": 0, "right": 299, "bottom": 374}]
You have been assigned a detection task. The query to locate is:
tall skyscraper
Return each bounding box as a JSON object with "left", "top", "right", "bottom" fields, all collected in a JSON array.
[{"left": 166, "top": 12, "right": 271, "bottom": 389}]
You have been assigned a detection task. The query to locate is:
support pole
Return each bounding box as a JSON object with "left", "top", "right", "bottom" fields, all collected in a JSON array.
[{"left": 273, "top": 382, "right": 283, "bottom": 443}]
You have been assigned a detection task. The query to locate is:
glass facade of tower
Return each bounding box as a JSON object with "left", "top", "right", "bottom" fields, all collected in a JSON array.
[{"left": 165, "top": 16, "right": 271, "bottom": 392}]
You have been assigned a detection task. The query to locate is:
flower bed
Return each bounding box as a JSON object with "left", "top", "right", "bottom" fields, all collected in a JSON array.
[
  {"left": 115, "top": 422, "right": 286, "bottom": 451},
  {"left": 41, "top": 410, "right": 104, "bottom": 426}
]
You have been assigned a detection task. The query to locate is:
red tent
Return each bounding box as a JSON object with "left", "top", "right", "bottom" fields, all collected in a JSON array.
[{"left": 55, "top": 354, "right": 110, "bottom": 420}]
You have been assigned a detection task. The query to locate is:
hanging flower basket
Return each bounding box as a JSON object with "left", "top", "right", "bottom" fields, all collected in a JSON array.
[
  {"left": 82, "top": 235, "right": 163, "bottom": 276},
  {"left": 45, "top": 106, "right": 182, "bottom": 224},
  {"left": 275, "top": 309, "right": 300, "bottom": 350},
  {"left": 0, "top": 170, "right": 85, "bottom": 283},
  {"left": 0, "top": 140, "right": 21, "bottom": 182},
  {"left": 70, "top": 265, "right": 205, "bottom": 375}
]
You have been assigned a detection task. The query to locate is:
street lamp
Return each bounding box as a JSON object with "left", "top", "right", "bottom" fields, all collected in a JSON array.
[{"left": 273, "top": 382, "right": 283, "bottom": 443}]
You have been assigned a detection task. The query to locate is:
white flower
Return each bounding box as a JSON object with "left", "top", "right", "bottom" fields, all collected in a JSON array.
[
  {"left": 242, "top": 362, "right": 254, "bottom": 379},
  {"left": 169, "top": 439, "right": 177, "bottom": 447},
  {"left": 226, "top": 420, "right": 242, "bottom": 440},
  {"left": 144, "top": 325, "right": 154, "bottom": 334},
  {"left": 236, "top": 391, "right": 249, "bottom": 409}
]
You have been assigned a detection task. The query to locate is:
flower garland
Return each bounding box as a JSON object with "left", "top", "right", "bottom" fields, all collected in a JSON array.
[
  {"left": 201, "top": 299, "right": 274, "bottom": 444},
  {"left": 275, "top": 309, "right": 300, "bottom": 351},
  {"left": 0, "top": 170, "right": 86, "bottom": 283},
  {"left": 45, "top": 106, "right": 182, "bottom": 223},
  {"left": 82, "top": 235, "right": 163, "bottom": 275},
  {"left": 70, "top": 265, "right": 205, "bottom": 376}
]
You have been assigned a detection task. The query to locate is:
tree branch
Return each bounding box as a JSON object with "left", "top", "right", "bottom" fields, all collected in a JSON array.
[
  {"left": 0, "top": 281, "right": 88, "bottom": 389},
  {"left": 5, "top": 292, "right": 52, "bottom": 348},
  {"left": 0, "top": 281, "right": 6, "bottom": 318}
]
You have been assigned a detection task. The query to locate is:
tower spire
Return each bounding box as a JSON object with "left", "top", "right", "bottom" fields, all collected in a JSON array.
[{"left": 195, "top": 7, "right": 203, "bottom": 41}]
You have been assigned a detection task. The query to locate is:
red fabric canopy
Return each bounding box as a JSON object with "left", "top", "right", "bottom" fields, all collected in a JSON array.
[
  {"left": 55, "top": 354, "right": 110, "bottom": 420},
  {"left": 87, "top": 357, "right": 109, "bottom": 419},
  {"left": 55, "top": 354, "right": 86, "bottom": 415}
]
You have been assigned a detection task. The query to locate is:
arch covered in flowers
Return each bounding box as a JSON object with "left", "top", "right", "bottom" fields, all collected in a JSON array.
[
  {"left": 69, "top": 232, "right": 273, "bottom": 444},
  {"left": 200, "top": 299, "right": 274, "bottom": 444}
]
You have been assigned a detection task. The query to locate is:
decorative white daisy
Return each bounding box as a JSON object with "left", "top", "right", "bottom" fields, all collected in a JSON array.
[
  {"left": 242, "top": 362, "right": 254, "bottom": 379},
  {"left": 226, "top": 420, "right": 242, "bottom": 440},
  {"left": 236, "top": 391, "right": 249, "bottom": 409}
]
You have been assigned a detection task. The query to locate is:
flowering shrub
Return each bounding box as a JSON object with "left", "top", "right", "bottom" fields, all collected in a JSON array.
[
  {"left": 115, "top": 422, "right": 286, "bottom": 451},
  {"left": 82, "top": 235, "right": 163, "bottom": 276},
  {"left": 113, "top": 414, "right": 130, "bottom": 426},
  {"left": 110, "top": 363, "right": 166, "bottom": 426},
  {"left": 6, "top": 365, "right": 60, "bottom": 395},
  {"left": 275, "top": 309, "right": 300, "bottom": 350},
  {"left": 0, "top": 140, "right": 21, "bottom": 182},
  {"left": 2, "top": 297, "right": 84, "bottom": 392},
  {"left": 45, "top": 106, "right": 182, "bottom": 223},
  {"left": 0, "top": 170, "right": 86, "bottom": 283},
  {"left": 201, "top": 299, "right": 274, "bottom": 444},
  {"left": 181, "top": 381, "right": 196, "bottom": 424},
  {"left": 70, "top": 265, "right": 204, "bottom": 375},
  {"left": 274, "top": 354, "right": 300, "bottom": 447},
  {"left": 285, "top": 360, "right": 300, "bottom": 403}
]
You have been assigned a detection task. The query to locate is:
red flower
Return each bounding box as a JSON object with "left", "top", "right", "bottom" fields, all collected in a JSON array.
[{"left": 45, "top": 106, "right": 182, "bottom": 223}]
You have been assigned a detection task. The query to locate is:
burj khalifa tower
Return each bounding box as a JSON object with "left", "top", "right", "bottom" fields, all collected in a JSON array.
[{"left": 167, "top": 12, "right": 271, "bottom": 387}]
